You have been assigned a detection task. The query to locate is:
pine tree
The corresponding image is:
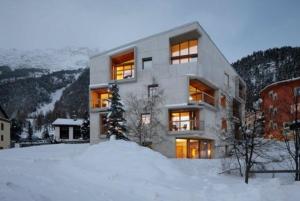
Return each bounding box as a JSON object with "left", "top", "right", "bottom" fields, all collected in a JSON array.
[
  {"left": 10, "top": 118, "right": 21, "bottom": 142},
  {"left": 27, "top": 121, "right": 33, "bottom": 144},
  {"left": 42, "top": 126, "right": 50, "bottom": 140},
  {"left": 106, "top": 82, "right": 128, "bottom": 140},
  {"left": 80, "top": 113, "right": 90, "bottom": 140}
]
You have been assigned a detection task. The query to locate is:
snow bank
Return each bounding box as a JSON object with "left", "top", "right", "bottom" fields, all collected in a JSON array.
[
  {"left": 72, "top": 140, "right": 182, "bottom": 180},
  {"left": 0, "top": 141, "right": 299, "bottom": 201}
]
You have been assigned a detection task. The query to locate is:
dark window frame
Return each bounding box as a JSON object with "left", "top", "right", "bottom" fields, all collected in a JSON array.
[
  {"left": 60, "top": 126, "right": 69, "bottom": 139},
  {"left": 73, "top": 126, "right": 81, "bottom": 139},
  {"left": 142, "top": 57, "right": 152, "bottom": 70},
  {"left": 1, "top": 123, "right": 3, "bottom": 130},
  {"left": 148, "top": 84, "right": 159, "bottom": 98},
  {"left": 1, "top": 135, "right": 3, "bottom": 141}
]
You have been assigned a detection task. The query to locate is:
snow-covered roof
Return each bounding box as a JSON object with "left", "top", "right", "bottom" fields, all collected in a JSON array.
[
  {"left": 52, "top": 118, "right": 84, "bottom": 126},
  {"left": 260, "top": 77, "right": 300, "bottom": 94}
]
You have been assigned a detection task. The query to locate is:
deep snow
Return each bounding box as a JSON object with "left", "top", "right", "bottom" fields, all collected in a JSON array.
[{"left": 0, "top": 141, "right": 299, "bottom": 201}]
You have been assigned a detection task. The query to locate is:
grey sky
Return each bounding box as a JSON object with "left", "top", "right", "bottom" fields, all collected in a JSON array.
[{"left": 0, "top": 0, "right": 299, "bottom": 62}]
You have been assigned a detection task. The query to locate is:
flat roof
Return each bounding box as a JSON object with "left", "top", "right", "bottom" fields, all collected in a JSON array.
[{"left": 52, "top": 118, "right": 84, "bottom": 126}]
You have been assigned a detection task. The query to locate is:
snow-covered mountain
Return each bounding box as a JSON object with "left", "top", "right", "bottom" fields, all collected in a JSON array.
[{"left": 0, "top": 47, "right": 97, "bottom": 71}]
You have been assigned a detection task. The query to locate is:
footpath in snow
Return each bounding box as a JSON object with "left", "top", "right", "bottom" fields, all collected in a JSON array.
[{"left": 0, "top": 140, "right": 299, "bottom": 201}]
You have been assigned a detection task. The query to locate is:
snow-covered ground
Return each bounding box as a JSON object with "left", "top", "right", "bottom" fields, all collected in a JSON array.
[{"left": 0, "top": 141, "right": 299, "bottom": 201}]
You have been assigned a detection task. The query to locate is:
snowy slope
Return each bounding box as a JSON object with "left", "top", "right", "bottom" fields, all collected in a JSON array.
[
  {"left": 0, "top": 140, "right": 299, "bottom": 201},
  {"left": 0, "top": 47, "right": 97, "bottom": 71}
]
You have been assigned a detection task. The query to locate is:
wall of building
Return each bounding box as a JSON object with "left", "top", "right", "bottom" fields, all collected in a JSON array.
[
  {"left": 0, "top": 120, "right": 10, "bottom": 149},
  {"left": 261, "top": 79, "right": 300, "bottom": 140}
]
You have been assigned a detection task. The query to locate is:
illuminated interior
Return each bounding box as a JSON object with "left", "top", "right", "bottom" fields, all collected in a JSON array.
[
  {"left": 169, "top": 109, "right": 199, "bottom": 131},
  {"left": 176, "top": 138, "right": 213, "bottom": 159},
  {"left": 171, "top": 39, "right": 198, "bottom": 64},
  {"left": 91, "top": 88, "right": 111, "bottom": 108},
  {"left": 189, "top": 79, "right": 215, "bottom": 106},
  {"left": 111, "top": 50, "right": 135, "bottom": 80}
]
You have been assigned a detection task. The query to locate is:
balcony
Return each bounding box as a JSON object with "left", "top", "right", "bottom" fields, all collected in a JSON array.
[
  {"left": 189, "top": 79, "right": 215, "bottom": 107},
  {"left": 169, "top": 109, "right": 204, "bottom": 132}
]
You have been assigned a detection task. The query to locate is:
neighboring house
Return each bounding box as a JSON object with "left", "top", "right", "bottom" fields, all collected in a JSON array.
[
  {"left": 52, "top": 118, "right": 84, "bottom": 142},
  {"left": 89, "top": 22, "right": 246, "bottom": 159},
  {"left": 0, "top": 105, "right": 10, "bottom": 149},
  {"left": 260, "top": 77, "right": 300, "bottom": 140}
]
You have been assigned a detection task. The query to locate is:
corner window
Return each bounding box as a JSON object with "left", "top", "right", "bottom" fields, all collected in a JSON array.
[
  {"left": 111, "top": 50, "right": 135, "bottom": 80},
  {"left": 148, "top": 84, "right": 159, "bottom": 98},
  {"left": 169, "top": 109, "right": 199, "bottom": 131},
  {"left": 141, "top": 113, "right": 151, "bottom": 124},
  {"left": 142, "top": 57, "right": 152, "bottom": 70},
  {"left": 171, "top": 39, "right": 198, "bottom": 64},
  {"left": 91, "top": 88, "right": 111, "bottom": 109}
]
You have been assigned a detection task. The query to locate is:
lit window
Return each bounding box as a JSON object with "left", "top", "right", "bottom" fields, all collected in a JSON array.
[
  {"left": 91, "top": 88, "right": 111, "bottom": 108},
  {"left": 170, "top": 40, "right": 198, "bottom": 64},
  {"left": 169, "top": 110, "right": 198, "bottom": 131},
  {"left": 141, "top": 113, "right": 151, "bottom": 124},
  {"left": 148, "top": 84, "right": 159, "bottom": 97},
  {"left": 142, "top": 57, "right": 152, "bottom": 70},
  {"left": 111, "top": 50, "right": 135, "bottom": 80},
  {"left": 176, "top": 138, "right": 213, "bottom": 159}
]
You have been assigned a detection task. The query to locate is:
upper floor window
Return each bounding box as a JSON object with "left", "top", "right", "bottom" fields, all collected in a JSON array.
[
  {"left": 169, "top": 109, "right": 200, "bottom": 131},
  {"left": 111, "top": 50, "right": 135, "bottom": 80},
  {"left": 294, "top": 87, "right": 300, "bottom": 97},
  {"left": 0, "top": 123, "right": 3, "bottom": 130},
  {"left": 141, "top": 113, "right": 151, "bottom": 125},
  {"left": 148, "top": 84, "right": 159, "bottom": 98},
  {"left": 171, "top": 39, "right": 198, "bottom": 64},
  {"left": 91, "top": 88, "right": 111, "bottom": 109},
  {"left": 224, "top": 73, "right": 229, "bottom": 88},
  {"left": 220, "top": 95, "right": 226, "bottom": 108},
  {"left": 142, "top": 57, "right": 152, "bottom": 70}
]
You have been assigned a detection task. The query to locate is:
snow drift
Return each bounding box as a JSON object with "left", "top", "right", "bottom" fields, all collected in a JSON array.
[{"left": 0, "top": 141, "right": 299, "bottom": 201}]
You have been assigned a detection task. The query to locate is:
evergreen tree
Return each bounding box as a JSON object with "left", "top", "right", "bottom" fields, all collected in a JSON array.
[
  {"left": 80, "top": 113, "right": 90, "bottom": 140},
  {"left": 10, "top": 118, "right": 21, "bottom": 142},
  {"left": 42, "top": 126, "right": 50, "bottom": 140},
  {"left": 106, "top": 82, "right": 127, "bottom": 140},
  {"left": 27, "top": 121, "right": 33, "bottom": 143}
]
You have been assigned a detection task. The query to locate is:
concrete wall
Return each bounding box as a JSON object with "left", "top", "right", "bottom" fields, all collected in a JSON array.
[
  {"left": 0, "top": 120, "right": 10, "bottom": 149},
  {"left": 89, "top": 22, "right": 245, "bottom": 158}
]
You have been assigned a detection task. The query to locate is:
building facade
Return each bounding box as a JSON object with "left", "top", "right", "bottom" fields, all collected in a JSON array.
[
  {"left": 52, "top": 118, "right": 84, "bottom": 142},
  {"left": 0, "top": 106, "right": 10, "bottom": 149},
  {"left": 89, "top": 22, "right": 246, "bottom": 158},
  {"left": 260, "top": 78, "right": 300, "bottom": 140}
]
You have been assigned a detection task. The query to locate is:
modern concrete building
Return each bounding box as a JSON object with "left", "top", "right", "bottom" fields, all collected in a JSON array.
[
  {"left": 0, "top": 105, "right": 10, "bottom": 149},
  {"left": 52, "top": 118, "right": 84, "bottom": 142},
  {"left": 89, "top": 22, "right": 246, "bottom": 158},
  {"left": 260, "top": 77, "right": 300, "bottom": 140}
]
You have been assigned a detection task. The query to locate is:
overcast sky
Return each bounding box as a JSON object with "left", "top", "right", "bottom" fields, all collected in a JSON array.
[{"left": 0, "top": 0, "right": 299, "bottom": 62}]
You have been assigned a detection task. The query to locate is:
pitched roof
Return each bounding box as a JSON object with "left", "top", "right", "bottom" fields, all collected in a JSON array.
[{"left": 52, "top": 118, "right": 84, "bottom": 126}]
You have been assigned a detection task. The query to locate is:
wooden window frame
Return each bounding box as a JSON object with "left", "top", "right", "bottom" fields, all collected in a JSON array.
[
  {"left": 170, "top": 40, "right": 198, "bottom": 64},
  {"left": 169, "top": 109, "right": 199, "bottom": 131}
]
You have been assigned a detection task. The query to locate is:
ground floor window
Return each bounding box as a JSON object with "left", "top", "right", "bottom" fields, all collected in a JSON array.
[
  {"left": 60, "top": 126, "right": 69, "bottom": 139},
  {"left": 73, "top": 126, "right": 81, "bottom": 139},
  {"left": 176, "top": 138, "right": 213, "bottom": 159}
]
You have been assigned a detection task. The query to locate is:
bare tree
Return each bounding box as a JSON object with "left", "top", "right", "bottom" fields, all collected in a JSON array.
[{"left": 125, "top": 82, "right": 164, "bottom": 146}]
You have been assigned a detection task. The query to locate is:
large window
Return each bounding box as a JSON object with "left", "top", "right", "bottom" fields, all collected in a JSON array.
[
  {"left": 60, "top": 126, "right": 69, "bottom": 139},
  {"left": 111, "top": 50, "right": 135, "bottom": 80},
  {"left": 176, "top": 138, "right": 213, "bottom": 159},
  {"left": 91, "top": 88, "right": 111, "bottom": 109},
  {"left": 169, "top": 109, "right": 199, "bottom": 131},
  {"left": 171, "top": 39, "right": 198, "bottom": 64}
]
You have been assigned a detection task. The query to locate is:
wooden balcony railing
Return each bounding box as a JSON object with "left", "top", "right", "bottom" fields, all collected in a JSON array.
[
  {"left": 170, "top": 120, "right": 204, "bottom": 132},
  {"left": 91, "top": 99, "right": 110, "bottom": 109},
  {"left": 190, "top": 92, "right": 215, "bottom": 106}
]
